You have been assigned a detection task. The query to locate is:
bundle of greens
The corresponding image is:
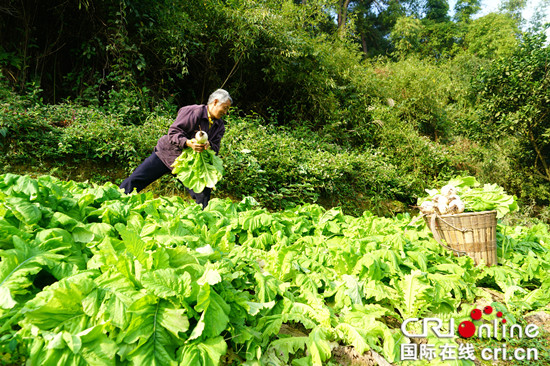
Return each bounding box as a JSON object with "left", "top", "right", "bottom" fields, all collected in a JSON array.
[
  {"left": 418, "top": 176, "right": 518, "bottom": 218},
  {"left": 172, "top": 135, "right": 224, "bottom": 193}
]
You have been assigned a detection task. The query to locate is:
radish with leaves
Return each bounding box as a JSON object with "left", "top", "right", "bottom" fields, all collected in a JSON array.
[
  {"left": 417, "top": 176, "right": 517, "bottom": 218},
  {"left": 172, "top": 131, "right": 224, "bottom": 194}
]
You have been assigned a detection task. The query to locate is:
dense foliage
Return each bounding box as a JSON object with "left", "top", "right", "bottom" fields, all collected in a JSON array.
[
  {"left": 473, "top": 32, "right": 550, "bottom": 201},
  {"left": 1, "top": 0, "right": 549, "bottom": 214},
  {"left": 1, "top": 174, "right": 549, "bottom": 365}
]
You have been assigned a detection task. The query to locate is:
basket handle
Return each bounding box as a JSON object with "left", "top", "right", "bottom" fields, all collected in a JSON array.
[
  {"left": 407, "top": 213, "right": 472, "bottom": 255},
  {"left": 428, "top": 214, "right": 469, "bottom": 256}
]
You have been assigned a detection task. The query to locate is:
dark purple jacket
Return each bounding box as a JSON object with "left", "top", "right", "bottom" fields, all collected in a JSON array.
[{"left": 155, "top": 104, "right": 226, "bottom": 170}]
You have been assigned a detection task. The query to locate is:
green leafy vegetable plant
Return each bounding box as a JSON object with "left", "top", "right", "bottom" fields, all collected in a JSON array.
[
  {"left": 1, "top": 174, "right": 549, "bottom": 365},
  {"left": 172, "top": 148, "right": 224, "bottom": 193}
]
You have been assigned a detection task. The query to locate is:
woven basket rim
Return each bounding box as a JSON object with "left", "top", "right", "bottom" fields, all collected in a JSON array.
[{"left": 425, "top": 210, "right": 497, "bottom": 219}]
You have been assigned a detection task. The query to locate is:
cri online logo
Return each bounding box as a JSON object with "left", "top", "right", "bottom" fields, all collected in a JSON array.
[
  {"left": 401, "top": 304, "right": 539, "bottom": 339},
  {"left": 458, "top": 305, "right": 505, "bottom": 338}
]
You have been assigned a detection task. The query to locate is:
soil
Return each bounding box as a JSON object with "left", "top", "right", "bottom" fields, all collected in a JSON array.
[{"left": 331, "top": 347, "right": 392, "bottom": 366}]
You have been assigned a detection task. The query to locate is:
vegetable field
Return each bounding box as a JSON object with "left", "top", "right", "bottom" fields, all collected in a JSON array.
[{"left": 1, "top": 174, "right": 549, "bottom": 365}]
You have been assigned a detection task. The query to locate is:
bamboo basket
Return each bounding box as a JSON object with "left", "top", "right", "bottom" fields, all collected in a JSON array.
[{"left": 423, "top": 210, "right": 498, "bottom": 266}]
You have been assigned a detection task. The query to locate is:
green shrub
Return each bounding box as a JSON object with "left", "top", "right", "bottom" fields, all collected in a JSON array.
[
  {"left": 370, "top": 57, "right": 455, "bottom": 142},
  {"left": 53, "top": 106, "right": 172, "bottom": 168},
  {"left": 219, "top": 113, "right": 414, "bottom": 215},
  {"left": 0, "top": 85, "right": 172, "bottom": 171},
  {"left": 2, "top": 77, "right": 548, "bottom": 219}
]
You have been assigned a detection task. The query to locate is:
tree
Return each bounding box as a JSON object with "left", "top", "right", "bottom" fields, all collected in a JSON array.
[
  {"left": 424, "top": 0, "right": 449, "bottom": 22},
  {"left": 463, "top": 13, "right": 519, "bottom": 59},
  {"left": 390, "top": 16, "right": 424, "bottom": 57},
  {"left": 352, "top": 0, "right": 406, "bottom": 56},
  {"left": 336, "top": 0, "right": 352, "bottom": 35},
  {"left": 528, "top": 0, "right": 550, "bottom": 32},
  {"left": 453, "top": 0, "right": 481, "bottom": 23},
  {"left": 419, "top": 20, "right": 459, "bottom": 59},
  {"left": 499, "top": 0, "right": 528, "bottom": 22},
  {"left": 475, "top": 32, "right": 550, "bottom": 182},
  {"left": 333, "top": 0, "right": 417, "bottom": 56}
]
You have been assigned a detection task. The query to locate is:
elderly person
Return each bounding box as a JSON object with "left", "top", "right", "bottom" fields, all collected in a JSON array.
[{"left": 120, "top": 89, "right": 232, "bottom": 208}]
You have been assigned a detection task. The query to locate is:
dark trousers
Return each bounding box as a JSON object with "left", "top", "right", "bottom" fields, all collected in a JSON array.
[{"left": 119, "top": 151, "right": 212, "bottom": 209}]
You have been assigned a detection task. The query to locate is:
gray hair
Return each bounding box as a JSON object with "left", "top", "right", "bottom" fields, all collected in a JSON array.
[{"left": 208, "top": 89, "right": 233, "bottom": 105}]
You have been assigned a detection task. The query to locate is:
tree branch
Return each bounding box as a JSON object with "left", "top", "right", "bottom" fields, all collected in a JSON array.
[{"left": 338, "top": 0, "right": 351, "bottom": 35}]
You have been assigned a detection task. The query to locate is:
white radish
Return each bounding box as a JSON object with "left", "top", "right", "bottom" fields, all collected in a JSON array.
[
  {"left": 448, "top": 200, "right": 458, "bottom": 213},
  {"left": 455, "top": 200, "right": 465, "bottom": 213},
  {"left": 447, "top": 194, "right": 460, "bottom": 202},
  {"left": 448, "top": 196, "right": 465, "bottom": 214},
  {"left": 195, "top": 130, "right": 208, "bottom": 144},
  {"left": 437, "top": 201, "right": 449, "bottom": 215},
  {"left": 434, "top": 195, "right": 449, "bottom": 206},
  {"left": 441, "top": 184, "right": 457, "bottom": 197},
  {"left": 420, "top": 185, "right": 466, "bottom": 216},
  {"left": 420, "top": 201, "right": 435, "bottom": 215}
]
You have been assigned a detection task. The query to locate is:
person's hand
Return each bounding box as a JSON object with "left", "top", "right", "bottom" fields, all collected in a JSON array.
[{"left": 186, "top": 139, "right": 210, "bottom": 152}]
